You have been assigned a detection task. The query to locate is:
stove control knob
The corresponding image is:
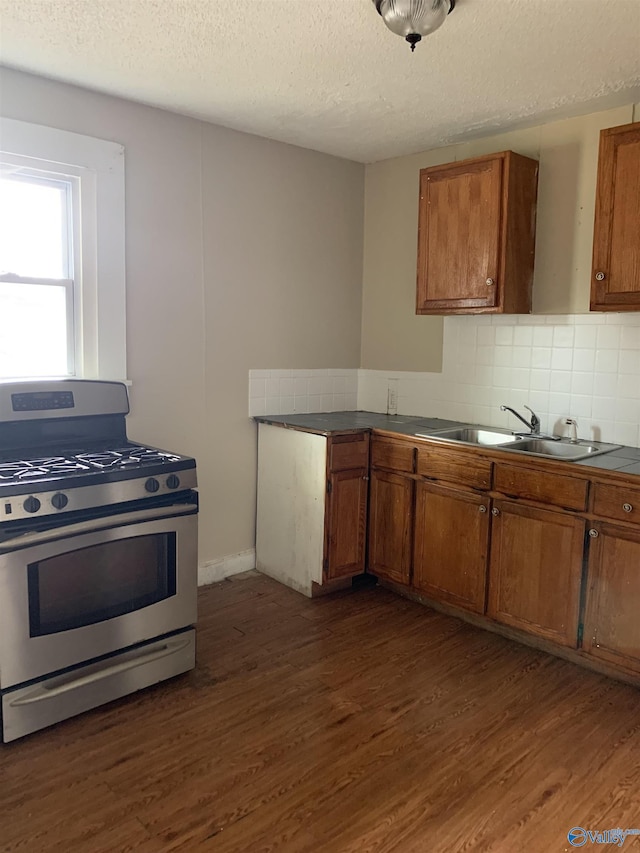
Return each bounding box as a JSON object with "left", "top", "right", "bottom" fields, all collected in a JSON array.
[
  {"left": 166, "top": 474, "right": 180, "bottom": 490},
  {"left": 24, "top": 496, "right": 41, "bottom": 514},
  {"left": 51, "top": 493, "right": 68, "bottom": 510},
  {"left": 145, "top": 477, "right": 160, "bottom": 493}
]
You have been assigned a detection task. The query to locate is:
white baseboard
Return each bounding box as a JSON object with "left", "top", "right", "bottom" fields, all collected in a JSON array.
[{"left": 198, "top": 548, "right": 256, "bottom": 586}]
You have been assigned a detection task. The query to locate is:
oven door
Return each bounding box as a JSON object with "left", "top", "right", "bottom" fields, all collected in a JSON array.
[{"left": 0, "top": 502, "right": 198, "bottom": 690}]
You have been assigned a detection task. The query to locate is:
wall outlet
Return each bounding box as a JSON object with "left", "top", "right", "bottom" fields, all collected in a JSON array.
[{"left": 387, "top": 380, "right": 398, "bottom": 416}]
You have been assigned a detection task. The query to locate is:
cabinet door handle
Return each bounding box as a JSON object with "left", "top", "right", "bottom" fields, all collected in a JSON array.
[
  {"left": 486, "top": 277, "right": 495, "bottom": 286},
  {"left": 623, "top": 503, "right": 633, "bottom": 513},
  {"left": 589, "top": 529, "right": 599, "bottom": 538},
  {"left": 479, "top": 505, "right": 487, "bottom": 513},
  {"left": 595, "top": 271, "right": 606, "bottom": 281},
  {"left": 362, "top": 475, "right": 369, "bottom": 481},
  {"left": 491, "top": 507, "right": 500, "bottom": 517}
]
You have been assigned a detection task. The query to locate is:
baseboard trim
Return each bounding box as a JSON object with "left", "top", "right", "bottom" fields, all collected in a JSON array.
[{"left": 198, "top": 548, "right": 256, "bottom": 586}]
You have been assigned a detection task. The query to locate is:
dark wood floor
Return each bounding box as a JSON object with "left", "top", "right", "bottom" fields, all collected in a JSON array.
[{"left": 2, "top": 572, "right": 640, "bottom": 852}]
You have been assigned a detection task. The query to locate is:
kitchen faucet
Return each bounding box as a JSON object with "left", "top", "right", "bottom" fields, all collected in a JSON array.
[{"left": 500, "top": 404, "right": 541, "bottom": 436}]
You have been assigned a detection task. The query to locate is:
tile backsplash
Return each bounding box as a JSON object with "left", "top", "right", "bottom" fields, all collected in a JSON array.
[
  {"left": 249, "top": 368, "right": 358, "bottom": 416},
  {"left": 359, "top": 314, "right": 640, "bottom": 447},
  {"left": 250, "top": 314, "right": 640, "bottom": 449}
]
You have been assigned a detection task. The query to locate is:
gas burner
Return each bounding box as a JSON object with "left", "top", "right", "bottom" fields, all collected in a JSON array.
[
  {"left": 0, "top": 463, "right": 31, "bottom": 481},
  {"left": 75, "top": 447, "right": 183, "bottom": 470},
  {"left": 125, "top": 447, "right": 182, "bottom": 463},
  {"left": 76, "top": 452, "right": 132, "bottom": 469},
  {"left": 0, "top": 458, "right": 90, "bottom": 481}
]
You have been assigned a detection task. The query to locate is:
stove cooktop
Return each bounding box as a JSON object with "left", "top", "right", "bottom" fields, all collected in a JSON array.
[
  {"left": 0, "top": 382, "right": 198, "bottom": 524},
  {"left": 0, "top": 442, "right": 197, "bottom": 524},
  {"left": 0, "top": 446, "right": 185, "bottom": 487}
]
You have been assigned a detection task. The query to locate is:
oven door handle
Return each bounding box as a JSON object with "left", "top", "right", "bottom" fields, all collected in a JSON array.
[
  {"left": 0, "top": 503, "right": 198, "bottom": 553},
  {"left": 7, "top": 636, "right": 193, "bottom": 707}
]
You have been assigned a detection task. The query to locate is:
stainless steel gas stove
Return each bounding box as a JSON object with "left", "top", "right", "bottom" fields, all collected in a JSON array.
[{"left": 0, "top": 380, "right": 198, "bottom": 742}]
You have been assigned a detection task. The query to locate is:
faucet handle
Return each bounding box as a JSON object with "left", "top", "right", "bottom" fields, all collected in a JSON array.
[{"left": 523, "top": 405, "right": 540, "bottom": 432}]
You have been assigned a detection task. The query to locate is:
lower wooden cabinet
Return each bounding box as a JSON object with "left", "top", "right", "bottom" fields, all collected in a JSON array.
[
  {"left": 368, "top": 469, "right": 413, "bottom": 585},
  {"left": 256, "top": 423, "right": 370, "bottom": 596},
  {"left": 326, "top": 468, "right": 368, "bottom": 580},
  {"left": 413, "top": 481, "right": 490, "bottom": 613},
  {"left": 487, "top": 500, "right": 585, "bottom": 647},
  {"left": 583, "top": 523, "right": 640, "bottom": 673}
]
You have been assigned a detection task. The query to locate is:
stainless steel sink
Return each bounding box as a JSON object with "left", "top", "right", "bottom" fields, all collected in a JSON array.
[
  {"left": 414, "top": 425, "right": 621, "bottom": 462},
  {"left": 415, "top": 427, "right": 516, "bottom": 446},
  {"left": 501, "top": 438, "right": 617, "bottom": 461}
]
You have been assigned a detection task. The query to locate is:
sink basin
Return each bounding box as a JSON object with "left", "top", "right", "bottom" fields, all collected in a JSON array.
[
  {"left": 414, "top": 426, "right": 621, "bottom": 462},
  {"left": 415, "top": 427, "right": 516, "bottom": 446},
  {"left": 502, "top": 438, "right": 616, "bottom": 461}
]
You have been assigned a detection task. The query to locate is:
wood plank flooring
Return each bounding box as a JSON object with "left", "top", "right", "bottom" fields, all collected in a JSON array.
[{"left": 1, "top": 571, "right": 640, "bottom": 852}]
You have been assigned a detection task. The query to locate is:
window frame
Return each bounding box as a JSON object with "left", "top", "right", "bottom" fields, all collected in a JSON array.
[{"left": 0, "top": 118, "right": 127, "bottom": 382}]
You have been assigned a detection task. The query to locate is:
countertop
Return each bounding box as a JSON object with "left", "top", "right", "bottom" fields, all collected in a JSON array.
[
  {"left": 254, "top": 411, "right": 462, "bottom": 436},
  {"left": 254, "top": 411, "right": 640, "bottom": 476}
]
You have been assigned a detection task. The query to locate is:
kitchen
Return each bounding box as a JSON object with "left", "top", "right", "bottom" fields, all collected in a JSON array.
[{"left": 1, "top": 0, "right": 640, "bottom": 849}]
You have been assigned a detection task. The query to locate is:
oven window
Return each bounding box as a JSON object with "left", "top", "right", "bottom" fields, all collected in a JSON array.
[{"left": 27, "top": 533, "right": 177, "bottom": 636}]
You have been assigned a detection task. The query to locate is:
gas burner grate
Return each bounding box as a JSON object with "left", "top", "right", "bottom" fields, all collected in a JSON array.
[
  {"left": 76, "top": 452, "right": 135, "bottom": 469},
  {"left": 76, "top": 447, "right": 183, "bottom": 469},
  {"left": 0, "top": 446, "right": 185, "bottom": 486},
  {"left": 0, "top": 458, "right": 91, "bottom": 481}
]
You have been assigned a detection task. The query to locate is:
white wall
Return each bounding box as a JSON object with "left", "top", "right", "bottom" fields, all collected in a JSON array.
[{"left": 0, "top": 67, "right": 365, "bottom": 573}]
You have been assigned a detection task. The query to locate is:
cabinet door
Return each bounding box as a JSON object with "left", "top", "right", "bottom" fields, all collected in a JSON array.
[
  {"left": 368, "top": 470, "right": 413, "bottom": 585},
  {"left": 487, "top": 500, "right": 584, "bottom": 647},
  {"left": 417, "top": 156, "right": 502, "bottom": 313},
  {"left": 326, "top": 469, "right": 368, "bottom": 580},
  {"left": 591, "top": 121, "right": 640, "bottom": 311},
  {"left": 413, "top": 481, "right": 490, "bottom": 613},
  {"left": 583, "top": 524, "right": 640, "bottom": 673}
]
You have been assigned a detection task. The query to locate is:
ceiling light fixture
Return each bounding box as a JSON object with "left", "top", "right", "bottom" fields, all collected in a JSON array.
[{"left": 372, "top": 0, "right": 455, "bottom": 52}]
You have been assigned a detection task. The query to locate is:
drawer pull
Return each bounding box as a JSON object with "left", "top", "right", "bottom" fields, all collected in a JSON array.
[
  {"left": 623, "top": 503, "right": 633, "bottom": 513},
  {"left": 589, "top": 529, "right": 599, "bottom": 538}
]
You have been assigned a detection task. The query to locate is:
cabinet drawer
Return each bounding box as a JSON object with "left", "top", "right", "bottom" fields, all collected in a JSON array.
[
  {"left": 416, "top": 445, "right": 492, "bottom": 490},
  {"left": 592, "top": 483, "right": 640, "bottom": 524},
  {"left": 329, "top": 433, "right": 369, "bottom": 472},
  {"left": 371, "top": 437, "right": 415, "bottom": 473},
  {"left": 494, "top": 464, "right": 587, "bottom": 511}
]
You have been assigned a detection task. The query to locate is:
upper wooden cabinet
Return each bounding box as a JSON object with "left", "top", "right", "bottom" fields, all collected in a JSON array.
[
  {"left": 591, "top": 121, "right": 640, "bottom": 311},
  {"left": 416, "top": 150, "right": 538, "bottom": 315}
]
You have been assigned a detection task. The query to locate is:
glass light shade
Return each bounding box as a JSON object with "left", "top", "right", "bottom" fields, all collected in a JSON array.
[{"left": 377, "top": 0, "right": 451, "bottom": 39}]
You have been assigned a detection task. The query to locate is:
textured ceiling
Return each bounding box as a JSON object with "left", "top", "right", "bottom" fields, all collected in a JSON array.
[{"left": 0, "top": 0, "right": 639, "bottom": 163}]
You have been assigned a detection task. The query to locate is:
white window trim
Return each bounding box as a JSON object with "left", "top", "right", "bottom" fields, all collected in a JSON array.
[{"left": 0, "top": 117, "right": 127, "bottom": 382}]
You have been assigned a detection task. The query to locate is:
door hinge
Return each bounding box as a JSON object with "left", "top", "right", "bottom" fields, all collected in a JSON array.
[
  {"left": 323, "top": 557, "right": 329, "bottom": 572},
  {"left": 327, "top": 480, "right": 332, "bottom": 494},
  {"left": 577, "top": 622, "right": 584, "bottom": 645}
]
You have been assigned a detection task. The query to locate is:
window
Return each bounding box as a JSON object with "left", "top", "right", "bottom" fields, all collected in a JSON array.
[
  {"left": 0, "top": 167, "right": 77, "bottom": 377},
  {"left": 0, "top": 118, "right": 127, "bottom": 381}
]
